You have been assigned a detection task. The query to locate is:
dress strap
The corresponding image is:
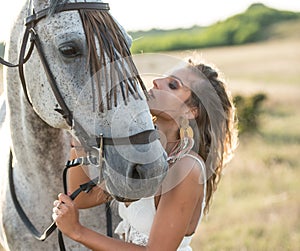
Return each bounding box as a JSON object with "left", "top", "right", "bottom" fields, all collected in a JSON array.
[{"left": 182, "top": 154, "right": 207, "bottom": 225}]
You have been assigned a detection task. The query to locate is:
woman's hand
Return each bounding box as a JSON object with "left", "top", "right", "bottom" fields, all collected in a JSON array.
[{"left": 52, "top": 193, "right": 82, "bottom": 241}]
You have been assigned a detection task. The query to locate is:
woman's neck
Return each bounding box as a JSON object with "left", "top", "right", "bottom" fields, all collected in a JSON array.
[{"left": 155, "top": 118, "right": 180, "bottom": 154}]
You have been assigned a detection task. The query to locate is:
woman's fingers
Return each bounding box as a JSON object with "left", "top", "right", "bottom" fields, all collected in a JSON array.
[
  {"left": 52, "top": 206, "right": 59, "bottom": 214},
  {"left": 52, "top": 193, "right": 81, "bottom": 238},
  {"left": 58, "top": 193, "right": 72, "bottom": 204},
  {"left": 52, "top": 212, "right": 58, "bottom": 221},
  {"left": 53, "top": 200, "right": 61, "bottom": 207},
  {"left": 52, "top": 203, "right": 61, "bottom": 222},
  {"left": 52, "top": 193, "right": 75, "bottom": 222}
]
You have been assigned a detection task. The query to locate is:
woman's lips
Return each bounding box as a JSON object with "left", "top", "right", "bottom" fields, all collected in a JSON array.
[{"left": 148, "top": 89, "right": 155, "bottom": 98}]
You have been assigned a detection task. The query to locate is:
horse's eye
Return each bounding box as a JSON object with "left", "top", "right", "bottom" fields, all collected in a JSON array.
[{"left": 59, "top": 44, "right": 81, "bottom": 58}]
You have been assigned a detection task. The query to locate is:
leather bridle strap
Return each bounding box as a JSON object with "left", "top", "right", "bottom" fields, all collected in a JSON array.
[
  {"left": 23, "top": 3, "right": 111, "bottom": 126},
  {"left": 25, "top": 2, "right": 110, "bottom": 25},
  {"left": 73, "top": 118, "right": 160, "bottom": 153},
  {"left": 30, "top": 30, "right": 74, "bottom": 126},
  {"left": 0, "top": 25, "right": 36, "bottom": 105},
  {"left": 98, "top": 129, "right": 161, "bottom": 146},
  {"left": 0, "top": 2, "right": 111, "bottom": 127},
  {"left": 0, "top": 37, "right": 34, "bottom": 68}
]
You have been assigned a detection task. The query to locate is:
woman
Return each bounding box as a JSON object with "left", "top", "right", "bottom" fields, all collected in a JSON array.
[{"left": 52, "top": 58, "right": 238, "bottom": 251}]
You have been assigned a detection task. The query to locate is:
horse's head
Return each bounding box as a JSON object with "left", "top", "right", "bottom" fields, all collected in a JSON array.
[{"left": 22, "top": 0, "right": 168, "bottom": 201}]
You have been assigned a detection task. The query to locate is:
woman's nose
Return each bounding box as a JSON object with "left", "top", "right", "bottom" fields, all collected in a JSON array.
[
  {"left": 152, "top": 78, "right": 162, "bottom": 89},
  {"left": 152, "top": 79, "right": 158, "bottom": 89}
]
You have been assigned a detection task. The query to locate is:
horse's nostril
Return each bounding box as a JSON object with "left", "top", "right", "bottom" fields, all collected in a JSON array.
[{"left": 129, "top": 164, "right": 144, "bottom": 180}]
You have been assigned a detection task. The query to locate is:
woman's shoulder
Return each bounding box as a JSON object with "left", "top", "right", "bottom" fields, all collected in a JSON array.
[
  {"left": 181, "top": 151, "right": 205, "bottom": 165},
  {"left": 172, "top": 151, "right": 205, "bottom": 174},
  {"left": 162, "top": 151, "right": 205, "bottom": 193}
]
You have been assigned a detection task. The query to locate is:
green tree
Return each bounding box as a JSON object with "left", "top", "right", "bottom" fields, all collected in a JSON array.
[{"left": 234, "top": 93, "right": 267, "bottom": 134}]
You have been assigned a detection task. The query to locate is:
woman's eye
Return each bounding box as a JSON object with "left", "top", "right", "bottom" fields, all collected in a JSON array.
[
  {"left": 168, "top": 80, "right": 179, "bottom": 90},
  {"left": 59, "top": 44, "right": 81, "bottom": 58}
]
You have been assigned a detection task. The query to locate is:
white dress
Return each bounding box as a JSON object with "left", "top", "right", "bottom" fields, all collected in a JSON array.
[{"left": 115, "top": 154, "right": 207, "bottom": 251}]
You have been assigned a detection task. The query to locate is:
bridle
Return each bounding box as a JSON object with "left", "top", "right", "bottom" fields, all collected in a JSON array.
[
  {"left": 1, "top": 2, "right": 113, "bottom": 126},
  {"left": 1, "top": 1, "right": 160, "bottom": 250},
  {"left": 0, "top": 1, "right": 159, "bottom": 147}
]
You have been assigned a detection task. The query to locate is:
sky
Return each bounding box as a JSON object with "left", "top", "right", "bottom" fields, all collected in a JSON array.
[{"left": 0, "top": 0, "right": 300, "bottom": 42}]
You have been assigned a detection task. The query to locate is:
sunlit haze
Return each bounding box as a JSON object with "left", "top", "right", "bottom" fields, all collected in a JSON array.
[{"left": 0, "top": 0, "right": 300, "bottom": 42}]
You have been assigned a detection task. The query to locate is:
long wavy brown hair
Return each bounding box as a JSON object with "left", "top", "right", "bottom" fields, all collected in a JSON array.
[{"left": 186, "top": 59, "right": 238, "bottom": 214}]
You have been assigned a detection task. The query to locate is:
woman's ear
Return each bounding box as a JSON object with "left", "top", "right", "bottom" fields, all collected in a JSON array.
[{"left": 187, "top": 106, "right": 199, "bottom": 119}]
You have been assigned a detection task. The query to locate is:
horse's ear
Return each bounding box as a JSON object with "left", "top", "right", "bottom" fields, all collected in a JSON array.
[{"left": 33, "top": 0, "right": 60, "bottom": 13}]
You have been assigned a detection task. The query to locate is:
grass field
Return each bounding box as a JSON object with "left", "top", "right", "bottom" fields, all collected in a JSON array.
[
  {"left": 186, "top": 38, "right": 300, "bottom": 250},
  {"left": 1, "top": 37, "right": 299, "bottom": 250}
]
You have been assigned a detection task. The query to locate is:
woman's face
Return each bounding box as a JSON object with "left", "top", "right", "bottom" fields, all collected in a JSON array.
[{"left": 147, "top": 67, "right": 197, "bottom": 121}]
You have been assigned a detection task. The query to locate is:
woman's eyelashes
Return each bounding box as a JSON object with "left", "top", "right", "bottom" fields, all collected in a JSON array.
[{"left": 168, "top": 79, "right": 181, "bottom": 90}]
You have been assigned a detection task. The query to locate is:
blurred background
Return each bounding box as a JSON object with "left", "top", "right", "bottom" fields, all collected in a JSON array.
[{"left": 1, "top": 1, "right": 300, "bottom": 250}]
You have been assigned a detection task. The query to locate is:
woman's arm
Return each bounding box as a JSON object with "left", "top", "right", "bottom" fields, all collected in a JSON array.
[
  {"left": 67, "top": 144, "right": 111, "bottom": 209},
  {"left": 148, "top": 156, "right": 204, "bottom": 250},
  {"left": 54, "top": 156, "right": 204, "bottom": 251}
]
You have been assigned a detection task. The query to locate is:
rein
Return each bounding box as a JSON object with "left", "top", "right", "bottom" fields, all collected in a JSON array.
[
  {"left": 8, "top": 150, "right": 98, "bottom": 241},
  {"left": 8, "top": 149, "right": 103, "bottom": 251},
  {"left": 8, "top": 128, "right": 159, "bottom": 249}
]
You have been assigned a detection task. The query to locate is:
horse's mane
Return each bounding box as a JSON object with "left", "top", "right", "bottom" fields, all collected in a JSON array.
[
  {"left": 80, "top": 10, "right": 148, "bottom": 112},
  {"left": 48, "top": 0, "right": 147, "bottom": 112}
]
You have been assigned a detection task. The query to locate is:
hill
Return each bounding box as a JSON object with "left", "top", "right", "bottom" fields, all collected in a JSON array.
[{"left": 129, "top": 3, "right": 300, "bottom": 53}]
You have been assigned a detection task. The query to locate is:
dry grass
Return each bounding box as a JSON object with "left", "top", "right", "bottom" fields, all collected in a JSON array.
[
  {"left": 186, "top": 38, "right": 300, "bottom": 250},
  {"left": 1, "top": 37, "right": 300, "bottom": 250}
]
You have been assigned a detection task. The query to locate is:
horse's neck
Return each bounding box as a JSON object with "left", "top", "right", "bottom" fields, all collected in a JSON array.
[
  {"left": 4, "top": 3, "right": 70, "bottom": 188},
  {"left": 8, "top": 93, "right": 70, "bottom": 190}
]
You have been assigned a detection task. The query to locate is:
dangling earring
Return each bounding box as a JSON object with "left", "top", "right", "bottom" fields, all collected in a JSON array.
[
  {"left": 179, "top": 116, "right": 194, "bottom": 141},
  {"left": 168, "top": 116, "right": 194, "bottom": 163},
  {"left": 152, "top": 115, "right": 157, "bottom": 124},
  {"left": 179, "top": 116, "right": 194, "bottom": 153}
]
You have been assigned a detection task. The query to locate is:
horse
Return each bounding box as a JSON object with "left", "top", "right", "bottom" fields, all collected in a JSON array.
[{"left": 0, "top": 0, "right": 168, "bottom": 250}]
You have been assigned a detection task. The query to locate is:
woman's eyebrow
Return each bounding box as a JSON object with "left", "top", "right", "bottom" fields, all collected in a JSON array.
[{"left": 169, "top": 75, "right": 184, "bottom": 86}]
